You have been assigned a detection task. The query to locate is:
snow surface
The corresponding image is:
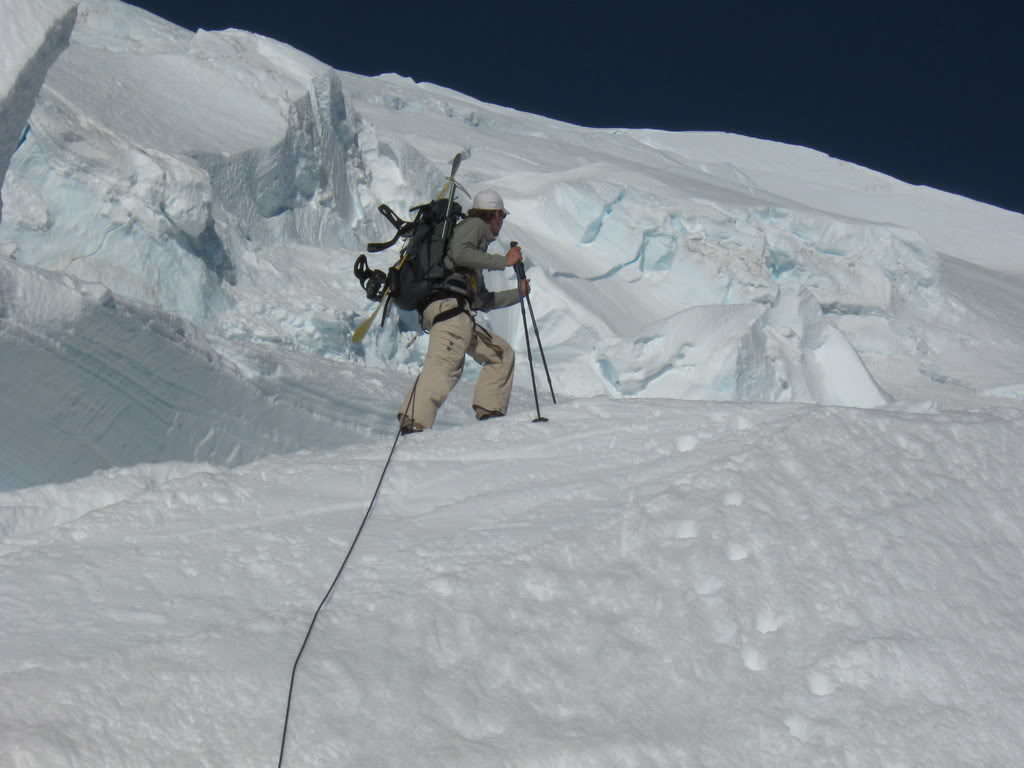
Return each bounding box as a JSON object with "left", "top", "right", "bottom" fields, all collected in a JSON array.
[
  {"left": 3, "top": 0, "right": 1024, "bottom": 765},
  {"left": 5, "top": 0, "right": 1024, "bottom": 485},
  {"left": 4, "top": 401, "right": 1024, "bottom": 767},
  {"left": 0, "top": 0, "right": 77, "bottom": 224}
]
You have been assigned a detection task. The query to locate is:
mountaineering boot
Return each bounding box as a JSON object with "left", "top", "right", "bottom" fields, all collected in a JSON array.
[
  {"left": 398, "top": 415, "right": 425, "bottom": 435},
  {"left": 474, "top": 407, "right": 504, "bottom": 421}
]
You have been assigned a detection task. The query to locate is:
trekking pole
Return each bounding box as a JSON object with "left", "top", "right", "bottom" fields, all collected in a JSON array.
[
  {"left": 511, "top": 242, "right": 547, "bottom": 423},
  {"left": 511, "top": 243, "right": 556, "bottom": 405}
]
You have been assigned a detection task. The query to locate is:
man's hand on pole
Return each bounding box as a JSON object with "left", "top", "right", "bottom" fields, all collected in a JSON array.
[{"left": 505, "top": 244, "right": 523, "bottom": 267}]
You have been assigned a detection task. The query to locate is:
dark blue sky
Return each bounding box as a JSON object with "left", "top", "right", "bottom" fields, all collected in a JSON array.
[{"left": 131, "top": 0, "right": 1022, "bottom": 214}]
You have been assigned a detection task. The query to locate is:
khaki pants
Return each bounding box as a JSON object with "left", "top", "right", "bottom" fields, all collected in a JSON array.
[{"left": 399, "top": 298, "right": 515, "bottom": 429}]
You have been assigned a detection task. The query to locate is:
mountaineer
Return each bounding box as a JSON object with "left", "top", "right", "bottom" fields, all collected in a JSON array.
[{"left": 398, "top": 188, "right": 529, "bottom": 433}]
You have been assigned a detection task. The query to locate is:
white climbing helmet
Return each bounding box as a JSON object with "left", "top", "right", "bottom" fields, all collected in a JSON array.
[{"left": 471, "top": 188, "right": 509, "bottom": 216}]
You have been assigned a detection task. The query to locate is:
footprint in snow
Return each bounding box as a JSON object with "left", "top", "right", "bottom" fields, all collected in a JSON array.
[
  {"left": 807, "top": 671, "right": 835, "bottom": 696},
  {"left": 756, "top": 605, "right": 783, "bottom": 634},
  {"left": 742, "top": 645, "right": 768, "bottom": 671},
  {"left": 695, "top": 575, "right": 725, "bottom": 596},
  {"left": 676, "top": 434, "right": 700, "bottom": 452},
  {"left": 726, "top": 542, "right": 750, "bottom": 561},
  {"left": 426, "top": 577, "right": 454, "bottom": 596},
  {"left": 669, "top": 519, "right": 698, "bottom": 539}
]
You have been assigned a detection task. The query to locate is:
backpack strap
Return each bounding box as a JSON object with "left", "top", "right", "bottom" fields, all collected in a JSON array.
[{"left": 367, "top": 204, "right": 416, "bottom": 253}]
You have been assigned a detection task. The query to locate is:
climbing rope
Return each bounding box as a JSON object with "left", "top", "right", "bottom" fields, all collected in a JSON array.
[{"left": 276, "top": 395, "right": 412, "bottom": 768}]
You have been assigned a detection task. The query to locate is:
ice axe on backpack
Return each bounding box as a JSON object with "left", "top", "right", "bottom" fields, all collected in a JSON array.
[{"left": 511, "top": 241, "right": 556, "bottom": 422}]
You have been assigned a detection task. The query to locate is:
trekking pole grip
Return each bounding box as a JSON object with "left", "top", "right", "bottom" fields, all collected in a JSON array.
[{"left": 510, "top": 242, "right": 527, "bottom": 280}]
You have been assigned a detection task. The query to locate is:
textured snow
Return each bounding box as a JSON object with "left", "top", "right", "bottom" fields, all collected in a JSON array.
[
  {"left": 2, "top": 1, "right": 1024, "bottom": 766},
  {"left": 4, "top": 2, "right": 1023, "bottom": 461},
  {"left": 4, "top": 401, "right": 1024, "bottom": 767},
  {"left": 0, "top": 0, "right": 77, "bottom": 223}
]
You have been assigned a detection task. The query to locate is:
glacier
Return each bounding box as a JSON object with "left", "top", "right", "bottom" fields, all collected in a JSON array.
[
  {"left": 4, "top": 0, "right": 1023, "bottom": 489},
  {"left": 2, "top": 2, "right": 1024, "bottom": 765},
  {"left": 0, "top": 0, "right": 77, "bottom": 224}
]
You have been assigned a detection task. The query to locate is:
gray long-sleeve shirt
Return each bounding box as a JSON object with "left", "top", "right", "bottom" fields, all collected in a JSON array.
[{"left": 444, "top": 217, "right": 520, "bottom": 311}]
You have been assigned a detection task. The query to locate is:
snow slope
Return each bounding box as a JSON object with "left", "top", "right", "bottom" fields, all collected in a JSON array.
[
  {"left": 3, "top": 2, "right": 1024, "bottom": 765},
  {"left": 0, "top": 258, "right": 407, "bottom": 491},
  {"left": 3, "top": 0, "right": 1024, "bottom": 489},
  {"left": 3, "top": 399, "right": 1024, "bottom": 767}
]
